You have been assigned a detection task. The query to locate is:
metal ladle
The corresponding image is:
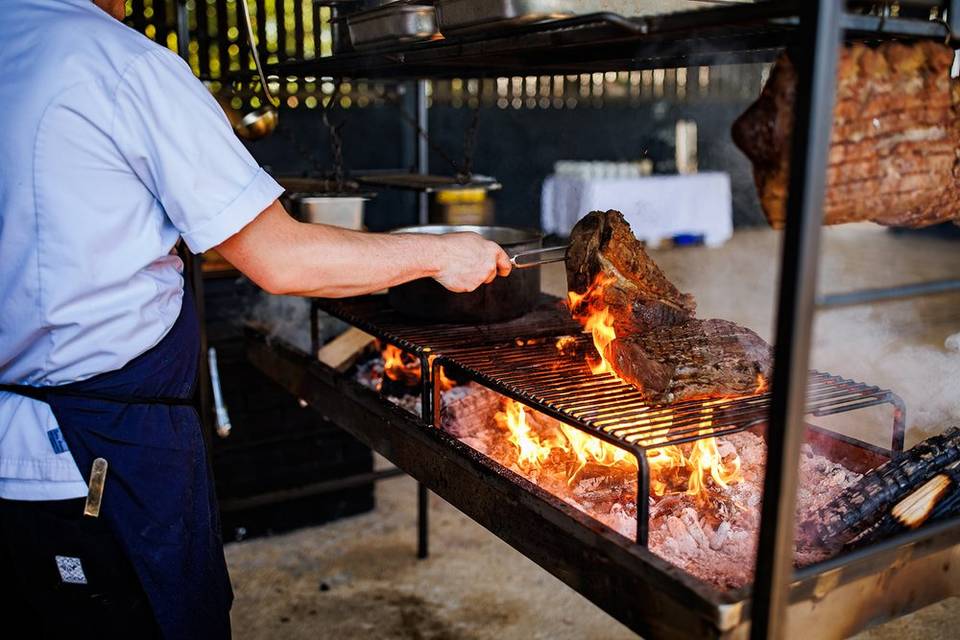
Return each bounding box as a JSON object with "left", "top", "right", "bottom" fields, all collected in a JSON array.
[{"left": 233, "top": 0, "right": 278, "bottom": 140}]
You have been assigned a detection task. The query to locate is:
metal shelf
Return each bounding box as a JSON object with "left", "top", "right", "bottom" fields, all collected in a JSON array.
[{"left": 263, "top": 2, "right": 953, "bottom": 80}]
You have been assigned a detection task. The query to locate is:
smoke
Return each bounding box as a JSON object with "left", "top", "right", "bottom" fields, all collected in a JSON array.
[
  {"left": 644, "top": 225, "right": 960, "bottom": 449},
  {"left": 244, "top": 292, "right": 347, "bottom": 356},
  {"left": 811, "top": 301, "right": 960, "bottom": 446}
]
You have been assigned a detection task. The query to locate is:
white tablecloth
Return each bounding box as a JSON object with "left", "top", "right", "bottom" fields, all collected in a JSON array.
[{"left": 541, "top": 172, "right": 733, "bottom": 247}]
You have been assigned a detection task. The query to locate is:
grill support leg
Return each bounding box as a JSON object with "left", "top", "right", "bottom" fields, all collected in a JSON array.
[
  {"left": 417, "top": 482, "right": 429, "bottom": 559},
  {"left": 751, "top": 2, "right": 842, "bottom": 638},
  {"left": 417, "top": 353, "right": 435, "bottom": 560}
]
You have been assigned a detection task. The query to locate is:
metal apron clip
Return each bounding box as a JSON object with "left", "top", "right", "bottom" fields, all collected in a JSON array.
[{"left": 83, "top": 458, "right": 108, "bottom": 518}]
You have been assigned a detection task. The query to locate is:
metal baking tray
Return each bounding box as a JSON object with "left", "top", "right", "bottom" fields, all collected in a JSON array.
[
  {"left": 345, "top": 2, "right": 440, "bottom": 49},
  {"left": 435, "top": 0, "right": 753, "bottom": 34}
]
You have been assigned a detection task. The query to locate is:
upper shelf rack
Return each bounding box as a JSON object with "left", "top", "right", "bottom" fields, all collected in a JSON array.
[{"left": 264, "top": 1, "right": 956, "bottom": 80}]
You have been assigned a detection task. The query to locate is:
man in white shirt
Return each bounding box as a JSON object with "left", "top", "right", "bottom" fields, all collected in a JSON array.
[{"left": 0, "top": 1, "right": 511, "bottom": 637}]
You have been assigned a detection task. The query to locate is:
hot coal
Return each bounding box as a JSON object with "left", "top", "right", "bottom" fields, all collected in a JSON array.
[
  {"left": 800, "top": 426, "right": 960, "bottom": 550},
  {"left": 441, "top": 389, "right": 861, "bottom": 591}
]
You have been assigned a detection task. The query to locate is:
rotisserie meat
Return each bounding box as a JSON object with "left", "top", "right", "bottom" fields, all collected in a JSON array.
[
  {"left": 566, "top": 210, "right": 772, "bottom": 402},
  {"left": 605, "top": 319, "right": 773, "bottom": 403},
  {"left": 733, "top": 41, "right": 960, "bottom": 228},
  {"left": 566, "top": 209, "right": 696, "bottom": 335}
]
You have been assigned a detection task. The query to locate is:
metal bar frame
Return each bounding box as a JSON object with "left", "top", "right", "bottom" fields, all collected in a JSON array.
[
  {"left": 246, "top": 328, "right": 960, "bottom": 638},
  {"left": 751, "top": 1, "right": 842, "bottom": 638}
]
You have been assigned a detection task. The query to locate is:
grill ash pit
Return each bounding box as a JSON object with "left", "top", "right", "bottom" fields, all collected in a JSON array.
[{"left": 353, "top": 353, "right": 864, "bottom": 590}]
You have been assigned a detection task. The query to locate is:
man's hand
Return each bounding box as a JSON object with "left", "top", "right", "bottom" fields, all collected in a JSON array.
[{"left": 433, "top": 232, "right": 513, "bottom": 293}]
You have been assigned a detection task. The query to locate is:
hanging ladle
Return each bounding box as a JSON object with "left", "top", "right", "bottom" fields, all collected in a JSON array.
[{"left": 233, "top": 0, "right": 279, "bottom": 140}]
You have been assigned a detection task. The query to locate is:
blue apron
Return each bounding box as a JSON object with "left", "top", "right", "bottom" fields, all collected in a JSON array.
[{"left": 0, "top": 286, "right": 232, "bottom": 639}]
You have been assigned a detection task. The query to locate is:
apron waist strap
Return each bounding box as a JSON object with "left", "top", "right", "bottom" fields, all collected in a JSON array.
[{"left": 0, "top": 383, "right": 195, "bottom": 407}]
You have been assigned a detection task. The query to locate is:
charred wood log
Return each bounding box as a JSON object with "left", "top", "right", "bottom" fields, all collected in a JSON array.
[
  {"left": 805, "top": 427, "right": 960, "bottom": 548},
  {"left": 850, "top": 460, "right": 960, "bottom": 547}
]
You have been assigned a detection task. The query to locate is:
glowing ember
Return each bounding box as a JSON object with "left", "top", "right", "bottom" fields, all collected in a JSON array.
[
  {"left": 554, "top": 335, "right": 577, "bottom": 355},
  {"left": 381, "top": 343, "right": 456, "bottom": 391},
  {"left": 755, "top": 374, "right": 769, "bottom": 395}
]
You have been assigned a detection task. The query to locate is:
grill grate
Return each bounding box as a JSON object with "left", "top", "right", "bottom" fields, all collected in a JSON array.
[
  {"left": 315, "top": 294, "right": 906, "bottom": 544},
  {"left": 436, "top": 335, "right": 905, "bottom": 453}
]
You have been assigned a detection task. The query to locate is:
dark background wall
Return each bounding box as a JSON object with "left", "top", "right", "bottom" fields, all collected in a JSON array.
[{"left": 244, "top": 99, "right": 766, "bottom": 232}]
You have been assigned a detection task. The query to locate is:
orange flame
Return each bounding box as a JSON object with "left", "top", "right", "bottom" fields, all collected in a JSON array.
[
  {"left": 495, "top": 399, "right": 743, "bottom": 501},
  {"left": 381, "top": 343, "right": 456, "bottom": 391},
  {"left": 567, "top": 275, "right": 621, "bottom": 377}
]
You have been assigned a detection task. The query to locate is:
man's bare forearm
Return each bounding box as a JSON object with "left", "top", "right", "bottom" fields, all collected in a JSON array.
[{"left": 215, "top": 200, "right": 510, "bottom": 297}]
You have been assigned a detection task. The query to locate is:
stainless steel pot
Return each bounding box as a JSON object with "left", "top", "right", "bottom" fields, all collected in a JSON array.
[
  {"left": 388, "top": 225, "right": 543, "bottom": 324},
  {"left": 284, "top": 193, "right": 366, "bottom": 229}
]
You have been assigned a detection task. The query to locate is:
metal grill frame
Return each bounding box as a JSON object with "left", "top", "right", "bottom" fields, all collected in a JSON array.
[
  {"left": 433, "top": 347, "right": 904, "bottom": 545},
  {"left": 313, "top": 295, "right": 905, "bottom": 545}
]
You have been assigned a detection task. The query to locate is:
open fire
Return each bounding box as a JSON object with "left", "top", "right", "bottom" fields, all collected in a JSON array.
[
  {"left": 380, "top": 342, "right": 457, "bottom": 392},
  {"left": 564, "top": 273, "right": 749, "bottom": 504}
]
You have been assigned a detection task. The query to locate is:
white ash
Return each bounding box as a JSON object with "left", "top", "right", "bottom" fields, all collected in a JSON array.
[
  {"left": 946, "top": 332, "right": 960, "bottom": 353},
  {"left": 441, "top": 389, "right": 863, "bottom": 591}
]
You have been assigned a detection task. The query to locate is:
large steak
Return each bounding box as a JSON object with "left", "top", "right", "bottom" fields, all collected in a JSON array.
[
  {"left": 605, "top": 319, "right": 773, "bottom": 403},
  {"left": 732, "top": 41, "right": 960, "bottom": 228},
  {"left": 566, "top": 210, "right": 696, "bottom": 335},
  {"left": 566, "top": 210, "right": 773, "bottom": 403}
]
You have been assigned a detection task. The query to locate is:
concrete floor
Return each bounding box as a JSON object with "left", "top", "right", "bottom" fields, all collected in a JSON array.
[{"left": 228, "top": 225, "right": 960, "bottom": 639}]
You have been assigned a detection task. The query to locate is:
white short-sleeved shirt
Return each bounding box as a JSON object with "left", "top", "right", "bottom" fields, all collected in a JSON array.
[{"left": 0, "top": 0, "right": 283, "bottom": 500}]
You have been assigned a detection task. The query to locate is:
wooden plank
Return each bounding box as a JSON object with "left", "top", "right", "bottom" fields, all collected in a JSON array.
[{"left": 316, "top": 327, "right": 375, "bottom": 371}]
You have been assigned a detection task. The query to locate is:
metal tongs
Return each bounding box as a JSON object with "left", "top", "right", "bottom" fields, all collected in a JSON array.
[{"left": 509, "top": 245, "right": 569, "bottom": 269}]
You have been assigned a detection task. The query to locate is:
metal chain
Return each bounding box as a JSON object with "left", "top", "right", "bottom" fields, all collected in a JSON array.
[
  {"left": 321, "top": 104, "right": 347, "bottom": 192},
  {"left": 385, "top": 92, "right": 462, "bottom": 175},
  {"left": 276, "top": 121, "right": 328, "bottom": 178},
  {"left": 459, "top": 107, "right": 481, "bottom": 182}
]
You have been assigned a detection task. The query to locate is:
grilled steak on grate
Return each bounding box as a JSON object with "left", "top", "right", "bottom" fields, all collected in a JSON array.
[
  {"left": 733, "top": 41, "right": 960, "bottom": 228},
  {"left": 567, "top": 210, "right": 772, "bottom": 402},
  {"left": 605, "top": 319, "right": 773, "bottom": 403}
]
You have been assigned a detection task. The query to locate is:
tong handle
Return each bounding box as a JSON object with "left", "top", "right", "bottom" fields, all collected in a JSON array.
[{"left": 509, "top": 245, "right": 569, "bottom": 269}]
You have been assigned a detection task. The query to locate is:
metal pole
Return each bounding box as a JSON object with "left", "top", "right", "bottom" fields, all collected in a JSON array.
[
  {"left": 417, "top": 481, "right": 430, "bottom": 558},
  {"left": 415, "top": 79, "right": 430, "bottom": 224},
  {"left": 175, "top": 0, "right": 213, "bottom": 440},
  {"left": 414, "top": 78, "right": 431, "bottom": 557},
  {"left": 750, "top": 2, "right": 842, "bottom": 638}
]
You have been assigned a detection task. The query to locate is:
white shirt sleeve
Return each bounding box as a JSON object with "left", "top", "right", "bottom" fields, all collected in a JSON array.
[{"left": 111, "top": 48, "right": 283, "bottom": 253}]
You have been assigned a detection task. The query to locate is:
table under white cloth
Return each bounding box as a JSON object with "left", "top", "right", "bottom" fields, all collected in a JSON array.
[{"left": 541, "top": 172, "right": 733, "bottom": 247}]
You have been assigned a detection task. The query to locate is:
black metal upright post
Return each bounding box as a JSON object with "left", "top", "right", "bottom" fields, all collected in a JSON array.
[
  {"left": 413, "top": 77, "right": 431, "bottom": 558},
  {"left": 751, "top": 2, "right": 842, "bottom": 639},
  {"left": 176, "top": 0, "right": 213, "bottom": 442}
]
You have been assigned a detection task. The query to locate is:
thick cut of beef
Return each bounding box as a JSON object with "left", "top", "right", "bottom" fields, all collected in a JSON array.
[
  {"left": 733, "top": 41, "right": 960, "bottom": 228},
  {"left": 566, "top": 210, "right": 696, "bottom": 335},
  {"left": 566, "top": 210, "right": 773, "bottom": 402},
  {"left": 605, "top": 319, "right": 773, "bottom": 403}
]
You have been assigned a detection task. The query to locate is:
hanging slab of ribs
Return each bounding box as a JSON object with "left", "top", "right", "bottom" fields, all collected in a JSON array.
[
  {"left": 567, "top": 211, "right": 773, "bottom": 402},
  {"left": 732, "top": 41, "right": 960, "bottom": 228},
  {"left": 800, "top": 426, "right": 960, "bottom": 550}
]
